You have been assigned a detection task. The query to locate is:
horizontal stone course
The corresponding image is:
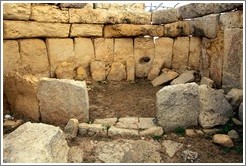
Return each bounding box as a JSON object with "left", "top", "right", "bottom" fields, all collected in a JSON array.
[
  {"left": 3, "top": 3, "right": 31, "bottom": 20},
  {"left": 70, "top": 24, "right": 103, "bottom": 37}
]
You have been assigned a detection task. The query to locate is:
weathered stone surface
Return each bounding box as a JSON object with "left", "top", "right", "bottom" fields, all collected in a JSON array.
[
  {"left": 64, "top": 118, "right": 79, "bottom": 139},
  {"left": 46, "top": 38, "right": 74, "bottom": 77},
  {"left": 94, "top": 3, "right": 145, "bottom": 11},
  {"left": 55, "top": 62, "right": 75, "bottom": 79},
  {"left": 3, "top": 119, "right": 23, "bottom": 133},
  {"left": 75, "top": 66, "right": 87, "bottom": 81},
  {"left": 93, "top": 118, "right": 117, "bottom": 126},
  {"left": 172, "top": 37, "right": 189, "bottom": 69},
  {"left": 90, "top": 61, "right": 106, "bottom": 81},
  {"left": 212, "top": 134, "right": 234, "bottom": 148},
  {"left": 3, "top": 3, "right": 31, "bottom": 20},
  {"left": 37, "top": 78, "right": 89, "bottom": 125},
  {"left": 69, "top": 9, "right": 151, "bottom": 24},
  {"left": 152, "top": 8, "right": 179, "bottom": 24},
  {"left": 198, "top": 85, "right": 233, "bottom": 128},
  {"left": 138, "top": 118, "right": 156, "bottom": 129},
  {"left": 185, "top": 129, "right": 198, "bottom": 137},
  {"left": 220, "top": 10, "right": 243, "bottom": 30},
  {"left": 232, "top": 117, "right": 243, "bottom": 126},
  {"left": 68, "top": 146, "right": 84, "bottom": 163},
  {"left": 3, "top": 40, "right": 21, "bottom": 76},
  {"left": 94, "top": 38, "right": 114, "bottom": 65},
  {"left": 200, "top": 38, "right": 210, "bottom": 78},
  {"left": 162, "top": 140, "right": 184, "bottom": 158},
  {"left": 164, "top": 21, "right": 191, "bottom": 37},
  {"left": 189, "top": 37, "right": 201, "bottom": 71},
  {"left": 151, "top": 70, "right": 179, "bottom": 87},
  {"left": 4, "top": 21, "right": 70, "bottom": 39},
  {"left": 30, "top": 5, "right": 69, "bottom": 23},
  {"left": 4, "top": 72, "right": 39, "bottom": 121},
  {"left": 228, "top": 130, "right": 239, "bottom": 139},
  {"left": 74, "top": 38, "right": 94, "bottom": 71},
  {"left": 191, "top": 14, "right": 219, "bottom": 39},
  {"left": 170, "top": 70, "right": 195, "bottom": 85},
  {"left": 134, "top": 38, "right": 155, "bottom": 78},
  {"left": 78, "top": 123, "right": 107, "bottom": 136},
  {"left": 177, "top": 3, "right": 242, "bottom": 19},
  {"left": 116, "top": 117, "right": 139, "bottom": 130},
  {"left": 70, "top": 24, "right": 103, "bottom": 37},
  {"left": 104, "top": 24, "right": 163, "bottom": 37},
  {"left": 238, "top": 103, "right": 243, "bottom": 122},
  {"left": 3, "top": 122, "right": 69, "bottom": 163},
  {"left": 108, "top": 127, "right": 139, "bottom": 137},
  {"left": 222, "top": 28, "right": 243, "bottom": 92},
  {"left": 200, "top": 77, "right": 214, "bottom": 87},
  {"left": 126, "top": 58, "right": 135, "bottom": 81},
  {"left": 107, "top": 62, "right": 126, "bottom": 81},
  {"left": 139, "top": 127, "right": 163, "bottom": 137},
  {"left": 157, "top": 83, "right": 199, "bottom": 131},
  {"left": 226, "top": 88, "right": 243, "bottom": 110},
  {"left": 181, "top": 150, "right": 198, "bottom": 162},
  {"left": 59, "top": 3, "right": 88, "bottom": 8},
  {"left": 19, "top": 39, "right": 50, "bottom": 77}
]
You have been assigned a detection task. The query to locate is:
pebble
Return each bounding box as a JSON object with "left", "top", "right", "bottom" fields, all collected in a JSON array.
[
  {"left": 212, "top": 134, "right": 234, "bottom": 148},
  {"left": 4, "top": 115, "right": 14, "bottom": 120},
  {"left": 228, "top": 130, "right": 239, "bottom": 139}
]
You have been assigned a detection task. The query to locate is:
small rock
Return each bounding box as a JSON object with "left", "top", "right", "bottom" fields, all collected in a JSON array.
[
  {"left": 108, "top": 126, "right": 139, "bottom": 137},
  {"left": 162, "top": 140, "right": 184, "bottom": 158},
  {"left": 178, "top": 66, "right": 192, "bottom": 74},
  {"left": 185, "top": 129, "right": 197, "bottom": 137},
  {"left": 4, "top": 114, "right": 14, "bottom": 120},
  {"left": 151, "top": 70, "right": 179, "bottom": 86},
  {"left": 228, "top": 130, "right": 239, "bottom": 139},
  {"left": 55, "top": 61, "right": 75, "bottom": 79},
  {"left": 200, "top": 77, "right": 214, "bottom": 87},
  {"left": 227, "top": 88, "right": 243, "bottom": 110},
  {"left": 64, "top": 118, "right": 79, "bottom": 139},
  {"left": 75, "top": 66, "right": 87, "bottom": 81},
  {"left": 232, "top": 118, "right": 243, "bottom": 126},
  {"left": 139, "top": 127, "right": 164, "bottom": 137},
  {"left": 182, "top": 150, "right": 198, "bottom": 162},
  {"left": 68, "top": 146, "right": 84, "bottom": 163},
  {"left": 202, "top": 128, "right": 221, "bottom": 135},
  {"left": 212, "top": 134, "right": 234, "bottom": 148},
  {"left": 238, "top": 103, "right": 243, "bottom": 122},
  {"left": 170, "top": 70, "right": 196, "bottom": 85}
]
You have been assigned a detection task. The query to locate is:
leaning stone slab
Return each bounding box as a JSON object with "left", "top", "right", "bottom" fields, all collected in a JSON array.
[
  {"left": 37, "top": 78, "right": 89, "bottom": 125},
  {"left": 151, "top": 70, "right": 179, "bottom": 87},
  {"left": 3, "top": 122, "right": 69, "bottom": 163},
  {"left": 152, "top": 8, "right": 179, "bottom": 24},
  {"left": 170, "top": 70, "right": 196, "bottom": 85},
  {"left": 3, "top": 3, "right": 31, "bottom": 20},
  {"left": 108, "top": 126, "right": 139, "bottom": 137},
  {"left": 78, "top": 123, "right": 107, "bottom": 136}
]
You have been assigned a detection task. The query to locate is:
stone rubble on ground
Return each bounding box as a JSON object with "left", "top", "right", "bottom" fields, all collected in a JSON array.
[
  {"left": 162, "top": 140, "right": 184, "bottom": 158},
  {"left": 170, "top": 70, "right": 196, "bottom": 85},
  {"left": 212, "top": 134, "right": 234, "bottom": 148},
  {"left": 227, "top": 130, "right": 239, "bottom": 139},
  {"left": 226, "top": 88, "right": 243, "bottom": 110},
  {"left": 200, "top": 77, "right": 214, "bottom": 87},
  {"left": 64, "top": 118, "right": 79, "bottom": 139},
  {"left": 181, "top": 150, "right": 198, "bottom": 162}
]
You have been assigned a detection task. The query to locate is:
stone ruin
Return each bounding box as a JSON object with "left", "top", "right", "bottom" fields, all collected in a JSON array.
[{"left": 2, "top": 2, "right": 244, "bottom": 163}]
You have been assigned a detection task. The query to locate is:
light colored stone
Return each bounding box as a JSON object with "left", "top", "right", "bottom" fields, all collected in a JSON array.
[
  {"left": 55, "top": 62, "right": 75, "bottom": 79},
  {"left": 4, "top": 21, "right": 70, "bottom": 39},
  {"left": 238, "top": 103, "right": 243, "bottom": 122},
  {"left": 30, "top": 5, "right": 69, "bottom": 23},
  {"left": 185, "top": 129, "right": 197, "bottom": 137},
  {"left": 220, "top": 10, "right": 243, "bottom": 30},
  {"left": 227, "top": 88, "right": 243, "bottom": 110},
  {"left": 152, "top": 8, "right": 179, "bottom": 24},
  {"left": 228, "top": 130, "right": 239, "bottom": 139},
  {"left": 172, "top": 37, "right": 189, "bottom": 69},
  {"left": 157, "top": 83, "right": 200, "bottom": 131},
  {"left": 93, "top": 118, "right": 117, "bottom": 126},
  {"left": 3, "top": 122, "right": 69, "bottom": 163},
  {"left": 181, "top": 150, "right": 198, "bottom": 162},
  {"left": 164, "top": 21, "right": 191, "bottom": 37},
  {"left": 78, "top": 123, "right": 107, "bottom": 136},
  {"left": 138, "top": 118, "right": 156, "bottom": 129},
  {"left": 232, "top": 118, "right": 243, "bottom": 126},
  {"left": 4, "top": 72, "right": 39, "bottom": 121},
  {"left": 162, "top": 140, "right": 184, "bottom": 158},
  {"left": 70, "top": 24, "right": 103, "bottom": 37},
  {"left": 170, "top": 70, "right": 196, "bottom": 85},
  {"left": 107, "top": 62, "right": 126, "bottom": 81},
  {"left": 90, "top": 61, "right": 106, "bottom": 81},
  {"left": 19, "top": 39, "right": 50, "bottom": 77},
  {"left": 139, "top": 127, "right": 163, "bottom": 137},
  {"left": 3, "top": 40, "right": 21, "bottom": 76},
  {"left": 151, "top": 70, "right": 179, "bottom": 87},
  {"left": 64, "top": 118, "right": 79, "bottom": 139},
  {"left": 68, "top": 146, "right": 84, "bottom": 163},
  {"left": 3, "top": 3, "right": 31, "bottom": 20},
  {"left": 198, "top": 85, "right": 233, "bottom": 128},
  {"left": 37, "top": 78, "right": 89, "bottom": 125},
  {"left": 59, "top": 3, "right": 89, "bottom": 8},
  {"left": 202, "top": 128, "right": 221, "bottom": 135},
  {"left": 46, "top": 38, "right": 74, "bottom": 77},
  {"left": 212, "top": 134, "right": 234, "bottom": 148},
  {"left": 104, "top": 24, "right": 163, "bottom": 37},
  {"left": 200, "top": 77, "right": 214, "bottom": 87},
  {"left": 94, "top": 38, "right": 114, "bottom": 65},
  {"left": 116, "top": 117, "right": 139, "bottom": 130},
  {"left": 134, "top": 38, "right": 155, "bottom": 78},
  {"left": 94, "top": 3, "right": 145, "bottom": 11},
  {"left": 126, "top": 58, "right": 135, "bottom": 81},
  {"left": 108, "top": 126, "right": 139, "bottom": 137},
  {"left": 189, "top": 37, "right": 201, "bottom": 71},
  {"left": 75, "top": 66, "right": 87, "bottom": 81}
]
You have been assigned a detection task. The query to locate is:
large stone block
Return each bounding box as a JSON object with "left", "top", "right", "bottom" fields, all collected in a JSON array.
[
  {"left": 134, "top": 38, "right": 155, "bottom": 78},
  {"left": 3, "top": 40, "right": 21, "bottom": 76},
  {"left": 3, "top": 122, "right": 69, "bottom": 163},
  {"left": 3, "top": 21, "right": 70, "bottom": 39},
  {"left": 3, "top": 3, "right": 31, "bottom": 20},
  {"left": 30, "top": 5, "right": 69, "bottom": 23},
  {"left": 220, "top": 10, "right": 243, "bottom": 30},
  {"left": 94, "top": 38, "right": 114, "bottom": 65},
  {"left": 70, "top": 24, "right": 103, "bottom": 37},
  {"left": 90, "top": 61, "right": 106, "bottom": 81},
  {"left": 19, "top": 39, "right": 50, "bottom": 77},
  {"left": 37, "top": 78, "right": 89, "bottom": 125},
  {"left": 222, "top": 28, "right": 243, "bottom": 92},
  {"left": 200, "top": 38, "right": 210, "bottom": 78},
  {"left": 4, "top": 72, "right": 40, "bottom": 121},
  {"left": 46, "top": 38, "right": 74, "bottom": 77},
  {"left": 151, "top": 70, "right": 179, "bottom": 87},
  {"left": 189, "top": 37, "right": 201, "bottom": 71},
  {"left": 104, "top": 24, "right": 163, "bottom": 37},
  {"left": 107, "top": 62, "right": 126, "bottom": 81},
  {"left": 164, "top": 21, "right": 191, "bottom": 37},
  {"left": 156, "top": 83, "right": 199, "bottom": 131},
  {"left": 172, "top": 37, "right": 189, "bottom": 69},
  {"left": 152, "top": 8, "right": 179, "bottom": 24}
]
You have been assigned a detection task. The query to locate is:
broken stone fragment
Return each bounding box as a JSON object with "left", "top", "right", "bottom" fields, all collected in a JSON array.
[
  {"left": 55, "top": 61, "right": 75, "bottom": 79},
  {"left": 151, "top": 70, "right": 179, "bottom": 86},
  {"left": 212, "top": 134, "right": 234, "bottom": 148}
]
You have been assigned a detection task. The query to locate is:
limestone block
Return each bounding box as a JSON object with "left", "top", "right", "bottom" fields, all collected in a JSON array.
[
  {"left": 134, "top": 38, "right": 155, "bottom": 78},
  {"left": 75, "top": 66, "right": 88, "bottom": 81},
  {"left": 227, "top": 88, "right": 243, "bottom": 110},
  {"left": 3, "top": 40, "right": 21, "bottom": 76},
  {"left": 104, "top": 24, "right": 164, "bottom": 37},
  {"left": 151, "top": 70, "right": 179, "bottom": 87},
  {"left": 30, "top": 5, "right": 69, "bottom": 23},
  {"left": 172, "top": 37, "right": 189, "bottom": 69},
  {"left": 220, "top": 10, "right": 243, "bottom": 30},
  {"left": 78, "top": 123, "right": 107, "bottom": 136},
  {"left": 139, "top": 127, "right": 163, "bottom": 137},
  {"left": 212, "top": 134, "right": 234, "bottom": 148},
  {"left": 3, "top": 122, "right": 69, "bottom": 163},
  {"left": 189, "top": 37, "right": 201, "bottom": 71},
  {"left": 37, "top": 78, "right": 89, "bottom": 125},
  {"left": 170, "top": 70, "right": 196, "bottom": 85},
  {"left": 59, "top": 3, "right": 91, "bottom": 8},
  {"left": 70, "top": 24, "right": 103, "bottom": 37},
  {"left": 68, "top": 147, "right": 84, "bottom": 163},
  {"left": 200, "top": 38, "right": 210, "bottom": 78},
  {"left": 108, "top": 126, "right": 139, "bottom": 137},
  {"left": 126, "top": 58, "right": 135, "bottom": 81},
  {"left": 94, "top": 38, "right": 114, "bottom": 65},
  {"left": 107, "top": 62, "right": 126, "bottom": 81},
  {"left": 46, "top": 38, "right": 74, "bottom": 77},
  {"left": 200, "top": 77, "right": 214, "bottom": 88},
  {"left": 138, "top": 118, "right": 156, "bottom": 129},
  {"left": 222, "top": 28, "right": 243, "bottom": 92},
  {"left": 93, "top": 118, "right": 117, "bottom": 126},
  {"left": 115, "top": 117, "right": 139, "bottom": 129},
  {"left": 156, "top": 83, "right": 199, "bottom": 131},
  {"left": 19, "top": 39, "right": 50, "bottom": 77},
  {"left": 164, "top": 21, "right": 191, "bottom": 37},
  {"left": 55, "top": 62, "right": 75, "bottom": 79},
  {"left": 90, "top": 61, "right": 106, "bottom": 81},
  {"left": 152, "top": 8, "right": 179, "bottom": 24},
  {"left": 4, "top": 21, "right": 70, "bottom": 39},
  {"left": 3, "top": 3, "right": 31, "bottom": 20},
  {"left": 64, "top": 118, "right": 79, "bottom": 139},
  {"left": 114, "top": 38, "right": 134, "bottom": 63},
  {"left": 94, "top": 3, "right": 145, "bottom": 11}
]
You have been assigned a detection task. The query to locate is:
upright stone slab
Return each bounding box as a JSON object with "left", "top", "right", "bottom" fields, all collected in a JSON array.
[
  {"left": 37, "top": 78, "right": 89, "bottom": 125},
  {"left": 152, "top": 8, "right": 179, "bottom": 24},
  {"left": 134, "top": 38, "right": 155, "bottom": 78},
  {"left": 189, "top": 37, "right": 201, "bottom": 71},
  {"left": 220, "top": 10, "right": 243, "bottom": 30},
  {"left": 3, "top": 3, "right": 31, "bottom": 20},
  {"left": 172, "top": 37, "right": 189, "bottom": 70},
  {"left": 156, "top": 83, "right": 199, "bottom": 131},
  {"left": 94, "top": 38, "right": 114, "bottom": 65},
  {"left": 90, "top": 61, "right": 106, "bottom": 81}
]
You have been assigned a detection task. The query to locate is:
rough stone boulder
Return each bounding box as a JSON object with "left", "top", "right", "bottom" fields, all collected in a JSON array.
[
  {"left": 226, "top": 88, "right": 243, "bottom": 110},
  {"left": 156, "top": 83, "right": 200, "bottom": 131},
  {"left": 107, "top": 62, "right": 126, "bottom": 81},
  {"left": 198, "top": 85, "right": 233, "bottom": 128},
  {"left": 55, "top": 61, "right": 75, "bottom": 79},
  {"left": 4, "top": 72, "right": 40, "bottom": 121},
  {"left": 3, "top": 122, "right": 69, "bottom": 163},
  {"left": 37, "top": 78, "right": 89, "bottom": 125}
]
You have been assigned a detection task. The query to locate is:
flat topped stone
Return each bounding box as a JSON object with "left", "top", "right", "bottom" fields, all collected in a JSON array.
[
  {"left": 170, "top": 70, "right": 196, "bottom": 85},
  {"left": 162, "top": 140, "right": 184, "bottom": 158},
  {"left": 93, "top": 118, "right": 117, "bottom": 126},
  {"left": 115, "top": 117, "right": 139, "bottom": 129},
  {"left": 151, "top": 70, "right": 179, "bottom": 87},
  {"left": 138, "top": 118, "right": 156, "bottom": 129}
]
